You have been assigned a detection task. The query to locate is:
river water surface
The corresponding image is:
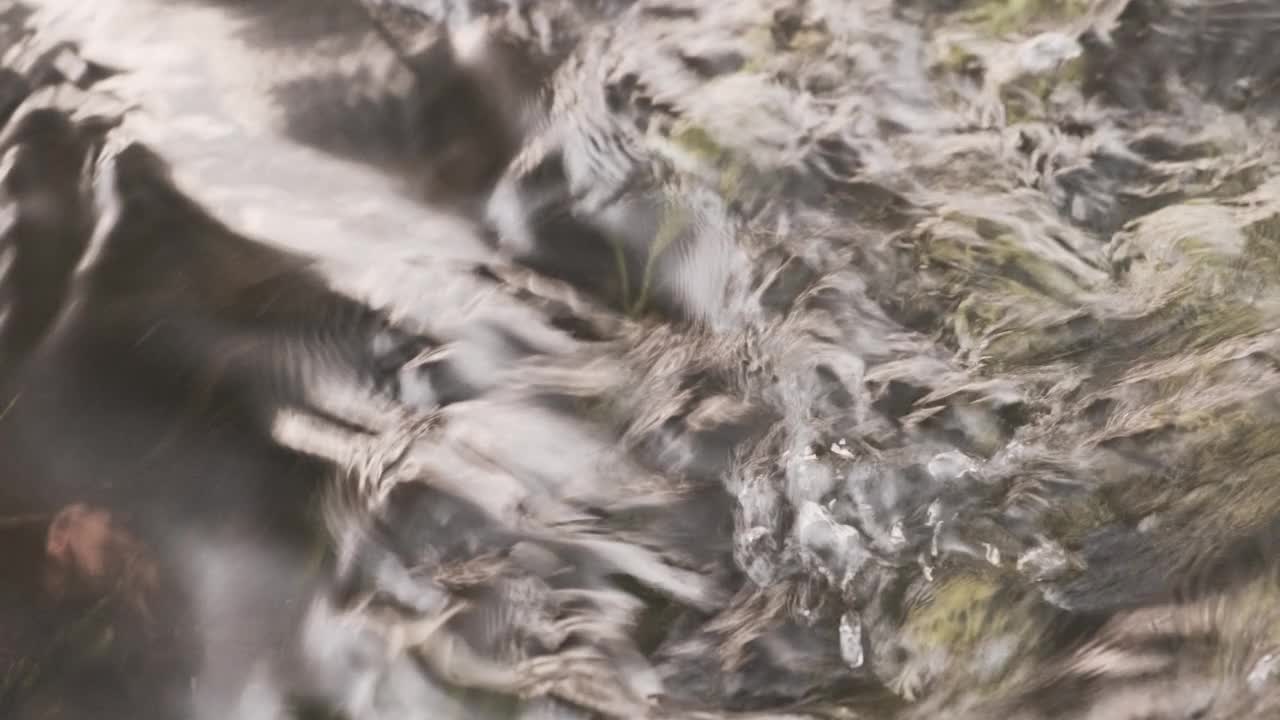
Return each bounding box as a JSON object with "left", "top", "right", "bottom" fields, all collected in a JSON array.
[{"left": 5, "top": 1, "right": 1280, "bottom": 719}]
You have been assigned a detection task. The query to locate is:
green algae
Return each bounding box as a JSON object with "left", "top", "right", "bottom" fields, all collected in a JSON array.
[
  {"left": 907, "top": 573, "right": 1003, "bottom": 650},
  {"left": 891, "top": 564, "right": 1055, "bottom": 703},
  {"left": 672, "top": 123, "right": 728, "bottom": 165},
  {"left": 918, "top": 212, "right": 1102, "bottom": 367},
  {"left": 1000, "top": 55, "right": 1085, "bottom": 123},
  {"left": 1041, "top": 493, "right": 1118, "bottom": 545},
  {"left": 965, "top": 0, "right": 1090, "bottom": 37},
  {"left": 630, "top": 201, "right": 693, "bottom": 317},
  {"left": 933, "top": 42, "right": 985, "bottom": 85}
]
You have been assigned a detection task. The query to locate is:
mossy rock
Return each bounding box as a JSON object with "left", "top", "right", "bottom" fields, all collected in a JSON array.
[
  {"left": 1040, "top": 492, "right": 1118, "bottom": 546},
  {"left": 889, "top": 564, "right": 1053, "bottom": 700},
  {"left": 671, "top": 123, "right": 728, "bottom": 165},
  {"left": 1000, "top": 55, "right": 1085, "bottom": 123},
  {"left": 964, "top": 0, "right": 1091, "bottom": 37}
]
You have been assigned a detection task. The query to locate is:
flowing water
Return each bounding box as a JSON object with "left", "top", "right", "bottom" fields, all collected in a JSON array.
[{"left": 4, "top": 1, "right": 1280, "bottom": 718}]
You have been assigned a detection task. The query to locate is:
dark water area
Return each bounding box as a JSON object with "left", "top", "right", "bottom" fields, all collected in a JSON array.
[{"left": 5, "top": 0, "right": 1280, "bottom": 718}]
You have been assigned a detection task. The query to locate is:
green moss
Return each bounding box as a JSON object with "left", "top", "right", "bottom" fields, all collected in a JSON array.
[
  {"left": 939, "top": 43, "right": 980, "bottom": 73},
  {"left": 630, "top": 202, "right": 692, "bottom": 316},
  {"left": 933, "top": 43, "right": 986, "bottom": 87},
  {"left": 790, "top": 28, "right": 831, "bottom": 52},
  {"left": 952, "top": 284, "right": 1069, "bottom": 349},
  {"left": 968, "top": 0, "right": 1090, "bottom": 36},
  {"left": 923, "top": 216, "right": 1098, "bottom": 365},
  {"left": 1116, "top": 296, "right": 1264, "bottom": 363},
  {"left": 1173, "top": 420, "right": 1280, "bottom": 528},
  {"left": 672, "top": 123, "right": 728, "bottom": 165},
  {"left": 1042, "top": 493, "right": 1117, "bottom": 545},
  {"left": 982, "top": 321, "right": 1081, "bottom": 366},
  {"left": 718, "top": 160, "right": 746, "bottom": 200},
  {"left": 1243, "top": 213, "right": 1280, "bottom": 278},
  {"left": 1001, "top": 55, "right": 1085, "bottom": 122},
  {"left": 899, "top": 568, "right": 1048, "bottom": 698},
  {"left": 906, "top": 573, "right": 1005, "bottom": 650},
  {"left": 741, "top": 56, "right": 768, "bottom": 74}
]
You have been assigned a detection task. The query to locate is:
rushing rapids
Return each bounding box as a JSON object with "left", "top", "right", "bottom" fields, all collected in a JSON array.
[{"left": 5, "top": 1, "right": 1280, "bottom": 718}]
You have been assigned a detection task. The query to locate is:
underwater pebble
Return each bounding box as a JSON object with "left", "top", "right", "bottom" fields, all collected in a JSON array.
[
  {"left": 1016, "top": 541, "right": 1072, "bottom": 582},
  {"left": 786, "top": 450, "right": 837, "bottom": 506},
  {"left": 1248, "top": 653, "right": 1280, "bottom": 692},
  {"left": 737, "top": 525, "right": 777, "bottom": 586},
  {"left": 794, "top": 501, "right": 867, "bottom": 580},
  {"left": 839, "top": 611, "right": 865, "bottom": 670},
  {"left": 927, "top": 450, "right": 979, "bottom": 484}
]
